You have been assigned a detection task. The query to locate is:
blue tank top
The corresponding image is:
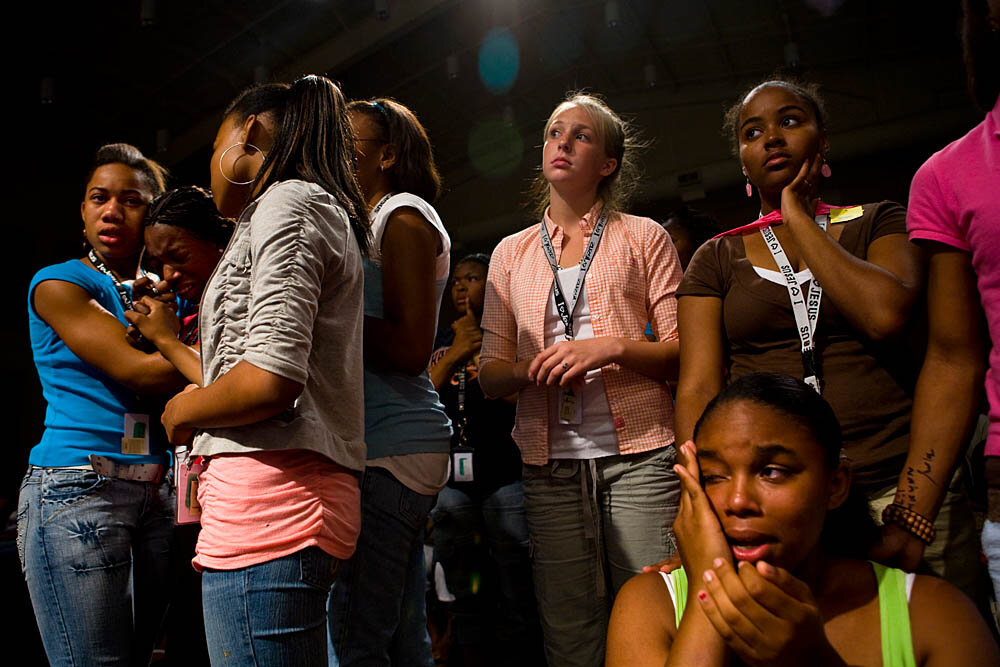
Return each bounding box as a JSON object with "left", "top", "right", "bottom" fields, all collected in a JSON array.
[
  {"left": 27, "top": 260, "right": 166, "bottom": 466},
  {"left": 362, "top": 193, "right": 452, "bottom": 459}
]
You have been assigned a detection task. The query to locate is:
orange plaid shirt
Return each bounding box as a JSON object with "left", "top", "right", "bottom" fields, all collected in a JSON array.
[{"left": 481, "top": 203, "right": 682, "bottom": 465}]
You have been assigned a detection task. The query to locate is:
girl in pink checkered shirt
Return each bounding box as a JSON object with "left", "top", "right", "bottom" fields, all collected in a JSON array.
[{"left": 480, "top": 92, "right": 684, "bottom": 667}]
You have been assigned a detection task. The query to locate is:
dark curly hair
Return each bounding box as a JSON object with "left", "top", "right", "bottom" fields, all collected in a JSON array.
[
  {"left": 455, "top": 252, "right": 490, "bottom": 270},
  {"left": 145, "top": 186, "right": 234, "bottom": 248},
  {"left": 84, "top": 142, "right": 168, "bottom": 197}
]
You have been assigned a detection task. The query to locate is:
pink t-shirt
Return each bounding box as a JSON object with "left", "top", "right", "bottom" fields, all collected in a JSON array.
[
  {"left": 192, "top": 449, "right": 361, "bottom": 571},
  {"left": 907, "top": 93, "right": 1000, "bottom": 456}
]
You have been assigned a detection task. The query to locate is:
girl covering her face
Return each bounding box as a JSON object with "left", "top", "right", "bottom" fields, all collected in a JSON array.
[
  {"left": 607, "top": 373, "right": 1000, "bottom": 667},
  {"left": 478, "top": 92, "right": 684, "bottom": 666},
  {"left": 124, "top": 185, "right": 235, "bottom": 386}
]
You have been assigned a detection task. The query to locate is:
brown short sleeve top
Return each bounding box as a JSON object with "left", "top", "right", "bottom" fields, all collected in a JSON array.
[{"left": 678, "top": 202, "right": 917, "bottom": 490}]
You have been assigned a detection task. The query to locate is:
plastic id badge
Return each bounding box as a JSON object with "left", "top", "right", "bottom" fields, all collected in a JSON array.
[
  {"left": 175, "top": 447, "right": 205, "bottom": 525},
  {"left": 122, "top": 413, "right": 150, "bottom": 455},
  {"left": 453, "top": 451, "right": 474, "bottom": 483},
  {"left": 558, "top": 389, "right": 582, "bottom": 424}
]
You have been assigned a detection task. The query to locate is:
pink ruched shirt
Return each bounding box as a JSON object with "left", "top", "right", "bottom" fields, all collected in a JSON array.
[{"left": 192, "top": 450, "right": 361, "bottom": 571}]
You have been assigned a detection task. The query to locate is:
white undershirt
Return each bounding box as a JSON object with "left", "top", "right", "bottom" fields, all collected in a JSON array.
[
  {"left": 544, "top": 265, "right": 619, "bottom": 459},
  {"left": 752, "top": 265, "right": 814, "bottom": 285}
]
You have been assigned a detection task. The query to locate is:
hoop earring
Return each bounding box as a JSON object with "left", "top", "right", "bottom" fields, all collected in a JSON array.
[{"left": 219, "top": 142, "right": 265, "bottom": 186}]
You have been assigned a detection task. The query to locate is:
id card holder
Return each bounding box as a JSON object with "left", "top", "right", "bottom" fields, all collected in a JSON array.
[
  {"left": 558, "top": 389, "right": 582, "bottom": 424},
  {"left": 451, "top": 448, "right": 475, "bottom": 483},
  {"left": 174, "top": 447, "right": 204, "bottom": 525},
  {"left": 122, "top": 413, "right": 150, "bottom": 455}
]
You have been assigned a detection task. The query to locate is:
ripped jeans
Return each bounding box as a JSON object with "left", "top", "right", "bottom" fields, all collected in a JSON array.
[{"left": 17, "top": 466, "right": 174, "bottom": 666}]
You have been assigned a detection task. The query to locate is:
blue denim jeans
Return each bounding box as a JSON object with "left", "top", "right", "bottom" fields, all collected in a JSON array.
[
  {"left": 983, "top": 520, "right": 1000, "bottom": 603},
  {"left": 16, "top": 466, "right": 174, "bottom": 666},
  {"left": 430, "top": 482, "right": 541, "bottom": 660},
  {"left": 327, "top": 466, "right": 437, "bottom": 666},
  {"left": 201, "top": 546, "right": 338, "bottom": 666},
  {"left": 522, "top": 447, "right": 679, "bottom": 667}
]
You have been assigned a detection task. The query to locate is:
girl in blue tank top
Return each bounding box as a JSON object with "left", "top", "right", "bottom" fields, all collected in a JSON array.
[
  {"left": 607, "top": 373, "right": 999, "bottom": 666},
  {"left": 21, "top": 143, "right": 188, "bottom": 665}
]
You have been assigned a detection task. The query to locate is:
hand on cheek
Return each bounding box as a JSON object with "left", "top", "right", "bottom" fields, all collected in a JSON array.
[{"left": 672, "top": 441, "right": 732, "bottom": 582}]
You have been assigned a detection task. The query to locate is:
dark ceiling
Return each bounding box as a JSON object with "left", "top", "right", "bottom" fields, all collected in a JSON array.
[{"left": 26, "top": 1, "right": 976, "bottom": 244}]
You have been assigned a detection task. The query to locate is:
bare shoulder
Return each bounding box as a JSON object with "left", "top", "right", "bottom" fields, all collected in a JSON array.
[
  {"left": 385, "top": 206, "right": 436, "bottom": 235},
  {"left": 383, "top": 207, "right": 440, "bottom": 252},
  {"left": 909, "top": 574, "right": 1000, "bottom": 666},
  {"left": 618, "top": 570, "right": 676, "bottom": 611},
  {"left": 606, "top": 571, "right": 677, "bottom": 667},
  {"left": 33, "top": 278, "right": 98, "bottom": 322}
]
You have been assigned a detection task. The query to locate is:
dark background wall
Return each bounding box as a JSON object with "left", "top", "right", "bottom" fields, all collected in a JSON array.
[{"left": 8, "top": 0, "right": 982, "bottom": 515}]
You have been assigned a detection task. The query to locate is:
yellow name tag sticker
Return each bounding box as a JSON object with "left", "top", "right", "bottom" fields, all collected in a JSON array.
[
  {"left": 122, "top": 413, "right": 150, "bottom": 456},
  {"left": 122, "top": 438, "right": 147, "bottom": 455},
  {"left": 829, "top": 206, "right": 864, "bottom": 224}
]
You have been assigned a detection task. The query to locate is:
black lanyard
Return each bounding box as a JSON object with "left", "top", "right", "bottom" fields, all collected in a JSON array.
[
  {"left": 88, "top": 249, "right": 134, "bottom": 311},
  {"left": 539, "top": 207, "right": 609, "bottom": 340},
  {"left": 371, "top": 193, "right": 393, "bottom": 218},
  {"left": 455, "top": 367, "right": 469, "bottom": 448}
]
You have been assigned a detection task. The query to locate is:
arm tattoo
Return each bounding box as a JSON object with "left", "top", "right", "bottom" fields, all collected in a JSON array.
[{"left": 900, "top": 449, "right": 937, "bottom": 509}]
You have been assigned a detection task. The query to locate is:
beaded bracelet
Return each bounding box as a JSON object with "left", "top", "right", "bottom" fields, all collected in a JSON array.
[{"left": 882, "top": 503, "right": 937, "bottom": 545}]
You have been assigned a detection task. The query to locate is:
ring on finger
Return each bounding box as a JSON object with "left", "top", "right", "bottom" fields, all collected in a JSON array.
[{"left": 561, "top": 362, "right": 569, "bottom": 370}]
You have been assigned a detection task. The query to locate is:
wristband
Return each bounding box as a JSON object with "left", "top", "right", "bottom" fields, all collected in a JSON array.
[{"left": 881, "top": 503, "right": 936, "bottom": 545}]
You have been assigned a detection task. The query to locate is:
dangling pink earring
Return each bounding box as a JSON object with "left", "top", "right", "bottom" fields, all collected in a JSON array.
[
  {"left": 821, "top": 159, "right": 832, "bottom": 178},
  {"left": 745, "top": 176, "right": 753, "bottom": 198}
]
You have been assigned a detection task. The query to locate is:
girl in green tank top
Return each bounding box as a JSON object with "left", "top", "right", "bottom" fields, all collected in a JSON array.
[{"left": 607, "top": 373, "right": 998, "bottom": 666}]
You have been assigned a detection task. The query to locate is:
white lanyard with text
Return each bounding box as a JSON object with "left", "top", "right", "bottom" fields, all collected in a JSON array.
[
  {"left": 759, "top": 212, "right": 829, "bottom": 394},
  {"left": 539, "top": 207, "right": 609, "bottom": 341}
]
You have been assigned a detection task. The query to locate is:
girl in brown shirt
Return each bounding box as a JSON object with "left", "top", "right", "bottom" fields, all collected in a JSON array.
[{"left": 675, "top": 79, "right": 923, "bottom": 498}]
